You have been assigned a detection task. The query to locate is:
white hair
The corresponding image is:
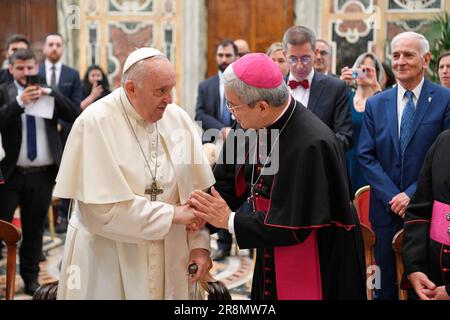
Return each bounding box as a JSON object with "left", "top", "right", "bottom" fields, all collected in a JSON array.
[
  {"left": 121, "top": 54, "right": 166, "bottom": 87},
  {"left": 222, "top": 64, "right": 289, "bottom": 107},
  {"left": 391, "top": 31, "right": 430, "bottom": 56}
]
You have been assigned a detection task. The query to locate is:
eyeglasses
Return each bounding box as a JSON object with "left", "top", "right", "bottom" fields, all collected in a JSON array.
[
  {"left": 287, "top": 55, "right": 312, "bottom": 66},
  {"left": 226, "top": 100, "right": 245, "bottom": 113}
]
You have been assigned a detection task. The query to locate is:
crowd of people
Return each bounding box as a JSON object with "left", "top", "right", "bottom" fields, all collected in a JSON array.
[{"left": 0, "top": 24, "right": 449, "bottom": 301}]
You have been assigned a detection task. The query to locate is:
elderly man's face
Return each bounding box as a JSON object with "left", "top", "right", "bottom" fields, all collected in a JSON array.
[
  {"left": 314, "top": 41, "right": 331, "bottom": 73},
  {"left": 224, "top": 87, "right": 263, "bottom": 130},
  {"left": 285, "top": 42, "right": 314, "bottom": 81},
  {"left": 131, "top": 58, "right": 176, "bottom": 123},
  {"left": 391, "top": 37, "right": 429, "bottom": 86}
]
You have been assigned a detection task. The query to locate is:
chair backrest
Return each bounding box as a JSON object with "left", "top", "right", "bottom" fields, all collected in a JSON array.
[
  {"left": 355, "top": 185, "right": 371, "bottom": 228},
  {"left": 0, "top": 219, "right": 22, "bottom": 300},
  {"left": 392, "top": 228, "right": 408, "bottom": 300},
  {"left": 361, "top": 223, "right": 376, "bottom": 300}
]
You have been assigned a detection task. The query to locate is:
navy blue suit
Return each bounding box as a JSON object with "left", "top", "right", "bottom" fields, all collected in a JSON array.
[
  {"left": 286, "top": 72, "right": 353, "bottom": 151},
  {"left": 39, "top": 64, "right": 81, "bottom": 141},
  {"left": 39, "top": 63, "right": 81, "bottom": 222},
  {"left": 195, "top": 75, "right": 234, "bottom": 144},
  {"left": 358, "top": 79, "right": 450, "bottom": 299}
]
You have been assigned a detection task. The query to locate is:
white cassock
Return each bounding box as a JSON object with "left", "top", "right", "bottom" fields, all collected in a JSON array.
[{"left": 54, "top": 88, "right": 215, "bottom": 299}]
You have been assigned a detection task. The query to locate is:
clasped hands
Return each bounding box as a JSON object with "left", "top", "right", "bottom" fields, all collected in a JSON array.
[
  {"left": 173, "top": 187, "right": 232, "bottom": 233},
  {"left": 408, "top": 272, "right": 450, "bottom": 300}
]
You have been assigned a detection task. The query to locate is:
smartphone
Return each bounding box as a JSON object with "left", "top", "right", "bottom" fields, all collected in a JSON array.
[
  {"left": 352, "top": 68, "right": 367, "bottom": 79},
  {"left": 26, "top": 75, "right": 40, "bottom": 87}
]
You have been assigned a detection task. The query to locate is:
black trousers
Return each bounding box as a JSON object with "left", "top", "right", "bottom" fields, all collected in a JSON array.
[{"left": 0, "top": 165, "right": 56, "bottom": 284}]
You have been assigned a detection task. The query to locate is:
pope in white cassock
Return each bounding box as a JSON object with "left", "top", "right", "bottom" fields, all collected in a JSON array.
[{"left": 54, "top": 48, "right": 215, "bottom": 299}]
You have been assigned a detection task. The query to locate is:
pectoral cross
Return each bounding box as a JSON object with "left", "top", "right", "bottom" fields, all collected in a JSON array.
[{"left": 145, "top": 179, "right": 163, "bottom": 201}]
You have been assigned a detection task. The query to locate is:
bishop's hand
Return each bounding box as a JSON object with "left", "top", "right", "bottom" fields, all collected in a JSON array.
[{"left": 188, "top": 187, "right": 231, "bottom": 229}]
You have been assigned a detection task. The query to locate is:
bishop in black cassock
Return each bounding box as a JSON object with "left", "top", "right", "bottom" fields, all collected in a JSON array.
[
  {"left": 190, "top": 53, "right": 366, "bottom": 300},
  {"left": 403, "top": 129, "right": 450, "bottom": 300}
]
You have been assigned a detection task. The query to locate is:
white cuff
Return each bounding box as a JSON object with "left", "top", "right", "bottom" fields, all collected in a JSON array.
[
  {"left": 227, "top": 211, "right": 236, "bottom": 235},
  {"left": 16, "top": 95, "right": 25, "bottom": 108}
]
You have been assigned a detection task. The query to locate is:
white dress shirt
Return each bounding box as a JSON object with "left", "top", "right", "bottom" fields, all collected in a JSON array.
[
  {"left": 45, "top": 59, "right": 63, "bottom": 86},
  {"left": 396, "top": 78, "right": 424, "bottom": 135},
  {"left": 14, "top": 81, "right": 54, "bottom": 167},
  {"left": 288, "top": 69, "right": 315, "bottom": 107}
]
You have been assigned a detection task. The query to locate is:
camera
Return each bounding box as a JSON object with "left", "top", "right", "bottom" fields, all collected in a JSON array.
[
  {"left": 352, "top": 68, "right": 367, "bottom": 79},
  {"left": 26, "top": 75, "right": 40, "bottom": 87}
]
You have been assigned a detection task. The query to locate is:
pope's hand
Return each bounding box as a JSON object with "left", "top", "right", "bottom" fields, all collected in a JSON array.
[
  {"left": 173, "top": 205, "right": 198, "bottom": 225},
  {"left": 188, "top": 187, "right": 231, "bottom": 229},
  {"left": 187, "top": 248, "right": 212, "bottom": 283}
]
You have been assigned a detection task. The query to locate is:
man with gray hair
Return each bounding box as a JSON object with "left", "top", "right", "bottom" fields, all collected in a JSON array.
[
  {"left": 53, "top": 48, "right": 215, "bottom": 299},
  {"left": 189, "top": 53, "right": 366, "bottom": 300},
  {"left": 283, "top": 25, "right": 352, "bottom": 151},
  {"left": 358, "top": 31, "right": 450, "bottom": 299}
]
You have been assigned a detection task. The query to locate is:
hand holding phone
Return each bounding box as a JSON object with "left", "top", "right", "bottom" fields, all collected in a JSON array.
[
  {"left": 352, "top": 68, "right": 367, "bottom": 79},
  {"left": 26, "top": 75, "right": 40, "bottom": 87}
]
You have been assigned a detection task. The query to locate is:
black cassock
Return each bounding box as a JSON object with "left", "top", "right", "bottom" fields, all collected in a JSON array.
[
  {"left": 213, "top": 98, "right": 366, "bottom": 300},
  {"left": 403, "top": 129, "right": 450, "bottom": 296}
]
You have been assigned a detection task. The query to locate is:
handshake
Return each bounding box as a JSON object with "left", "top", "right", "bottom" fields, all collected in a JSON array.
[{"left": 173, "top": 187, "right": 232, "bottom": 233}]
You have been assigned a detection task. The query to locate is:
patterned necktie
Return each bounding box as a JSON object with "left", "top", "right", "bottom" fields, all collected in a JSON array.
[
  {"left": 399, "top": 90, "right": 416, "bottom": 156},
  {"left": 50, "top": 64, "right": 56, "bottom": 87},
  {"left": 26, "top": 115, "right": 37, "bottom": 161},
  {"left": 221, "top": 97, "right": 231, "bottom": 126},
  {"left": 288, "top": 79, "right": 309, "bottom": 90}
]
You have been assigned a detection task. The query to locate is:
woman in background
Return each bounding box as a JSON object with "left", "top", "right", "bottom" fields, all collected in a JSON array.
[
  {"left": 80, "top": 65, "right": 111, "bottom": 111},
  {"left": 340, "top": 52, "right": 384, "bottom": 194},
  {"left": 266, "top": 42, "right": 289, "bottom": 77}
]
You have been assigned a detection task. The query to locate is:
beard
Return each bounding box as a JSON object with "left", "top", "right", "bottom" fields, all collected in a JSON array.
[{"left": 218, "top": 62, "right": 229, "bottom": 72}]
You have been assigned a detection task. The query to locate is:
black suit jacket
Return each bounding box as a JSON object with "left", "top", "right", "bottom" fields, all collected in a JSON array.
[
  {"left": 0, "top": 82, "right": 79, "bottom": 180},
  {"left": 0, "top": 69, "right": 13, "bottom": 86},
  {"left": 287, "top": 72, "right": 353, "bottom": 151},
  {"left": 39, "top": 63, "right": 82, "bottom": 143},
  {"left": 195, "top": 75, "right": 227, "bottom": 133}
]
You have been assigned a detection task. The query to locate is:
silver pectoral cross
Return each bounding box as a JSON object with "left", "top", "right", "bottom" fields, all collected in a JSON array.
[{"left": 145, "top": 179, "right": 164, "bottom": 201}]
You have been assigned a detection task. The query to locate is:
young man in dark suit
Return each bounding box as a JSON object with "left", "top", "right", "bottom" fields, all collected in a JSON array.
[
  {"left": 358, "top": 31, "right": 450, "bottom": 299},
  {"left": 282, "top": 26, "right": 352, "bottom": 152},
  {"left": 0, "top": 34, "right": 30, "bottom": 85},
  {"left": 0, "top": 49, "right": 79, "bottom": 295},
  {"left": 39, "top": 32, "right": 82, "bottom": 233}
]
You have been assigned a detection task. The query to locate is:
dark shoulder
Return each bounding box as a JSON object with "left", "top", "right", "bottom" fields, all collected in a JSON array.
[
  {"left": 62, "top": 64, "right": 80, "bottom": 77},
  {"left": 315, "top": 72, "right": 346, "bottom": 88},
  {"left": 436, "top": 129, "right": 450, "bottom": 145},
  {"left": 199, "top": 75, "right": 219, "bottom": 88},
  {"left": 290, "top": 104, "right": 339, "bottom": 148},
  {"left": 367, "top": 86, "right": 395, "bottom": 105}
]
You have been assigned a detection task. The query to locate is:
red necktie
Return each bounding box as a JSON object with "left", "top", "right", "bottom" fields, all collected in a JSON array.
[{"left": 288, "top": 79, "right": 309, "bottom": 90}]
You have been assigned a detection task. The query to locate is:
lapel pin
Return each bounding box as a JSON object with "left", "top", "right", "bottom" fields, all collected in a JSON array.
[{"left": 428, "top": 97, "right": 432, "bottom": 103}]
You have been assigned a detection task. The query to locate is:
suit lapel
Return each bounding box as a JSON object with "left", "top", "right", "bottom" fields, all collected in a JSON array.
[
  {"left": 308, "top": 72, "right": 324, "bottom": 113},
  {"left": 387, "top": 87, "right": 400, "bottom": 156},
  {"left": 212, "top": 75, "right": 221, "bottom": 118},
  {"left": 39, "top": 64, "right": 47, "bottom": 85},
  {"left": 404, "top": 80, "right": 434, "bottom": 150}
]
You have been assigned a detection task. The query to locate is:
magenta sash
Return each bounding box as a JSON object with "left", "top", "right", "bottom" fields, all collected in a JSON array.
[
  {"left": 254, "top": 196, "right": 323, "bottom": 300},
  {"left": 430, "top": 200, "right": 450, "bottom": 246}
]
